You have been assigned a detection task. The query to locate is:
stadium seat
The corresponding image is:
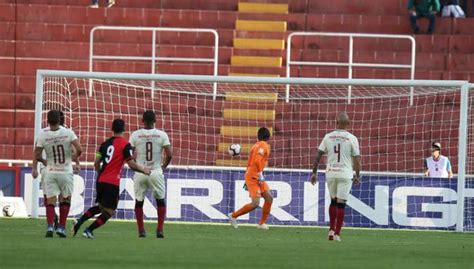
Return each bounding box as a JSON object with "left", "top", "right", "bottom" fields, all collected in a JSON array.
[
  {"left": 449, "top": 35, "right": 474, "bottom": 54},
  {"left": 0, "top": 128, "right": 15, "bottom": 144},
  {"left": 0, "top": 110, "right": 14, "bottom": 128},
  {"left": 0, "top": 75, "right": 14, "bottom": 93},
  {"left": 14, "top": 111, "right": 35, "bottom": 128},
  {"left": 453, "top": 18, "right": 474, "bottom": 35},
  {"left": 0, "top": 144, "right": 14, "bottom": 159}
]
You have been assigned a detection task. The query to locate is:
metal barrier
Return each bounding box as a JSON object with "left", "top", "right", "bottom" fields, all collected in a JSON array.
[
  {"left": 89, "top": 26, "right": 219, "bottom": 98},
  {"left": 286, "top": 32, "right": 416, "bottom": 104}
]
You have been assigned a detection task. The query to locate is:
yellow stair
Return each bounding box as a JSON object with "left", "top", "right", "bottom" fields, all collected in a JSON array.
[
  {"left": 218, "top": 143, "right": 252, "bottom": 154},
  {"left": 238, "top": 2, "right": 289, "bottom": 13},
  {"left": 231, "top": 56, "right": 282, "bottom": 67},
  {"left": 215, "top": 159, "right": 248, "bottom": 167},
  {"left": 221, "top": 126, "right": 273, "bottom": 137},
  {"left": 223, "top": 109, "right": 276, "bottom": 121},
  {"left": 236, "top": 20, "right": 287, "bottom": 32},
  {"left": 234, "top": 38, "right": 285, "bottom": 50},
  {"left": 229, "top": 73, "right": 280, "bottom": 77},
  {"left": 225, "top": 92, "right": 278, "bottom": 102}
]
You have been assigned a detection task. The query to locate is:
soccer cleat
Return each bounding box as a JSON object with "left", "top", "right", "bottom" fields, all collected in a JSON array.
[
  {"left": 156, "top": 231, "right": 164, "bottom": 239},
  {"left": 45, "top": 227, "right": 54, "bottom": 238},
  {"left": 56, "top": 228, "right": 67, "bottom": 238},
  {"left": 89, "top": 4, "right": 99, "bottom": 8},
  {"left": 83, "top": 229, "right": 95, "bottom": 239},
  {"left": 139, "top": 231, "right": 147, "bottom": 238},
  {"left": 107, "top": 0, "right": 115, "bottom": 8},
  {"left": 334, "top": 235, "right": 342, "bottom": 242},
  {"left": 228, "top": 213, "right": 238, "bottom": 229},
  {"left": 72, "top": 219, "right": 82, "bottom": 237},
  {"left": 257, "top": 224, "right": 269, "bottom": 230},
  {"left": 328, "top": 230, "right": 335, "bottom": 241}
]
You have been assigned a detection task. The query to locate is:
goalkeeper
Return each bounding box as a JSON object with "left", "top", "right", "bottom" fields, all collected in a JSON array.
[{"left": 228, "top": 127, "right": 273, "bottom": 230}]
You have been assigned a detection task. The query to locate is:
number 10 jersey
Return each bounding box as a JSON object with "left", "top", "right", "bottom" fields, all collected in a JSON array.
[{"left": 36, "top": 126, "right": 78, "bottom": 174}]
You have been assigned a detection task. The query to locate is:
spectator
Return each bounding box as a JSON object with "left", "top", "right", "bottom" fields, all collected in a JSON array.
[
  {"left": 441, "top": 0, "right": 466, "bottom": 17},
  {"left": 90, "top": 0, "right": 115, "bottom": 8},
  {"left": 424, "top": 142, "right": 453, "bottom": 179},
  {"left": 408, "top": 0, "right": 441, "bottom": 34}
]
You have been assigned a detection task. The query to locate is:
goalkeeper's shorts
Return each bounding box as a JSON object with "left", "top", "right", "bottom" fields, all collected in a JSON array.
[{"left": 245, "top": 179, "right": 270, "bottom": 199}]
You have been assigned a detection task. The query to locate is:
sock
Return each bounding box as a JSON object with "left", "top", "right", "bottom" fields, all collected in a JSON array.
[
  {"left": 335, "top": 203, "right": 346, "bottom": 235},
  {"left": 231, "top": 203, "right": 257, "bottom": 219},
  {"left": 135, "top": 200, "right": 145, "bottom": 233},
  {"left": 78, "top": 206, "right": 101, "bottom": 224},
  {"left": 329, "top": 199, "right": 337, "bottom": 231},
  {"left": 156, "top": 199, "right": 166, "bottom": 233},
  {"left": 59, "top": 202, "right": 70, "bottom": 229},
  {"left": 46, "top": 204, "right": 55, "bottom": 228},
  {"left": 258, "top": 201, "right": 272, "bottom": 225},
  {"left": 88, "top": 211, "right": 112, "bottom": 232}
]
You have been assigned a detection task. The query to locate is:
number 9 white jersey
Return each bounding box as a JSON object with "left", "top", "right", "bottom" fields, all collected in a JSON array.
[
  {"left": 318, "top": 129, "right": 360, "bottom": 179},
  {"left": 130, "top": 128, "right": 170, "bottom": 171},
  {"left": 36, "top": 126, "right": 78, "bottom": 174}
]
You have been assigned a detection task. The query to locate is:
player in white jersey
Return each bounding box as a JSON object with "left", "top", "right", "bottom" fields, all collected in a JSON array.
[
  {"left": 130, "top": 110, "right": 172, "bottom": 238},
  {"left": 310, "top": 112, "right": 361, "bottom": 241},
  {"left": 37, "top": 111, "right": 80, "bottom": 229},
  {"left": 424, "top": 142, "right": 453, "bottom": 179},
  {"left": 32, "top": 110, "right": 82, "bottom": 238}
]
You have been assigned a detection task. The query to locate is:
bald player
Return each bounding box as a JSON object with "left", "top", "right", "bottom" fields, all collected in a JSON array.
[{"left": 310, "top": 112, "right": 361, "bottom": 241}]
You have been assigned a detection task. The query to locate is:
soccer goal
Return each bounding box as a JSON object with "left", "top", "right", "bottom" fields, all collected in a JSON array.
[{"left": 33, "top": 70, "right": 474, "bottom": 232}]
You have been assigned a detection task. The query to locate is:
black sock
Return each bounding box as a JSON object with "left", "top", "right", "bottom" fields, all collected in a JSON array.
[
  {"left": 79, "top": 206, "right": 101, "bottom": 224},
  {"left": 88, "top": 211, "right": 112, "bottom": 231}
]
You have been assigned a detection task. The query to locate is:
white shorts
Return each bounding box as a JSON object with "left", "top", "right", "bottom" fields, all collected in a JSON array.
[
  {"left": 134, "top": 169, "right": 165, "bottom": 201},
  {"left": 43, "top": 172, "right": 74, "bottom": 198},
  {"left": 326, "top": 177, "right": 353, "bottom": 200}
]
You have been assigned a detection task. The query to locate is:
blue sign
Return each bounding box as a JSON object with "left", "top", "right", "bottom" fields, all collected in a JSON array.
[{"left": 21, "top": 167, "right": 474, "bottom": 231}]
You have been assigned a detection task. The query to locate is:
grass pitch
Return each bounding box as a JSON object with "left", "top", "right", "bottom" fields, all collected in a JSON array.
[{"left": 0, "top": 218, "right": 472, "bottom": 269}]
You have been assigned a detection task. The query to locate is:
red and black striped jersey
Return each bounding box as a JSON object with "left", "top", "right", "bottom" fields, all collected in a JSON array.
[{"left": 96, "top": 136, "right": 134, "bottom": 186}]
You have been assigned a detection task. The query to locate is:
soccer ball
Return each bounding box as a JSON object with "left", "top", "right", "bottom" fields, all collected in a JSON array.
[
  {"left": 228, "top": 144, "right": 241, "bottom": 156},
  {"left": 2, "top": 204, "right": 15, "bottom": 217}
]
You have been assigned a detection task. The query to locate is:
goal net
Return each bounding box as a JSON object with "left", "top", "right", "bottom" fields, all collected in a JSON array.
[{"left": 35, "top": 71, "right": 474, "bottom": 232}]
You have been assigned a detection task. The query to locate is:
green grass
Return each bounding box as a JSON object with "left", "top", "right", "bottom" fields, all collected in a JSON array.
[{"left": 0, "top": 219, "right": 473, "bottom": 269}]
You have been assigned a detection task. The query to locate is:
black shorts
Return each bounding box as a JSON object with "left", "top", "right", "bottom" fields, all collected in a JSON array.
[{"left": 96, "top": 182, "right": 120, "bottom": 210}]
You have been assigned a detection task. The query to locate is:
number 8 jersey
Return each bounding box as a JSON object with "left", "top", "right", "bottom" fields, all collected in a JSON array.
[
  {"left": 129, "top": 128, "right": 170, "bottom": 171},
  {"left": 318, "top": 129, "right": 360, "bottom": 179},
  {"left": 36, "top": 126, "right": 78, "bottom": 173}
]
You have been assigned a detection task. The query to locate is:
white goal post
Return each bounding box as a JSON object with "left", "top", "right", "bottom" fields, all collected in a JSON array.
[{"left": 34, "top": 70, "right": 473, "bottom": 232}]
